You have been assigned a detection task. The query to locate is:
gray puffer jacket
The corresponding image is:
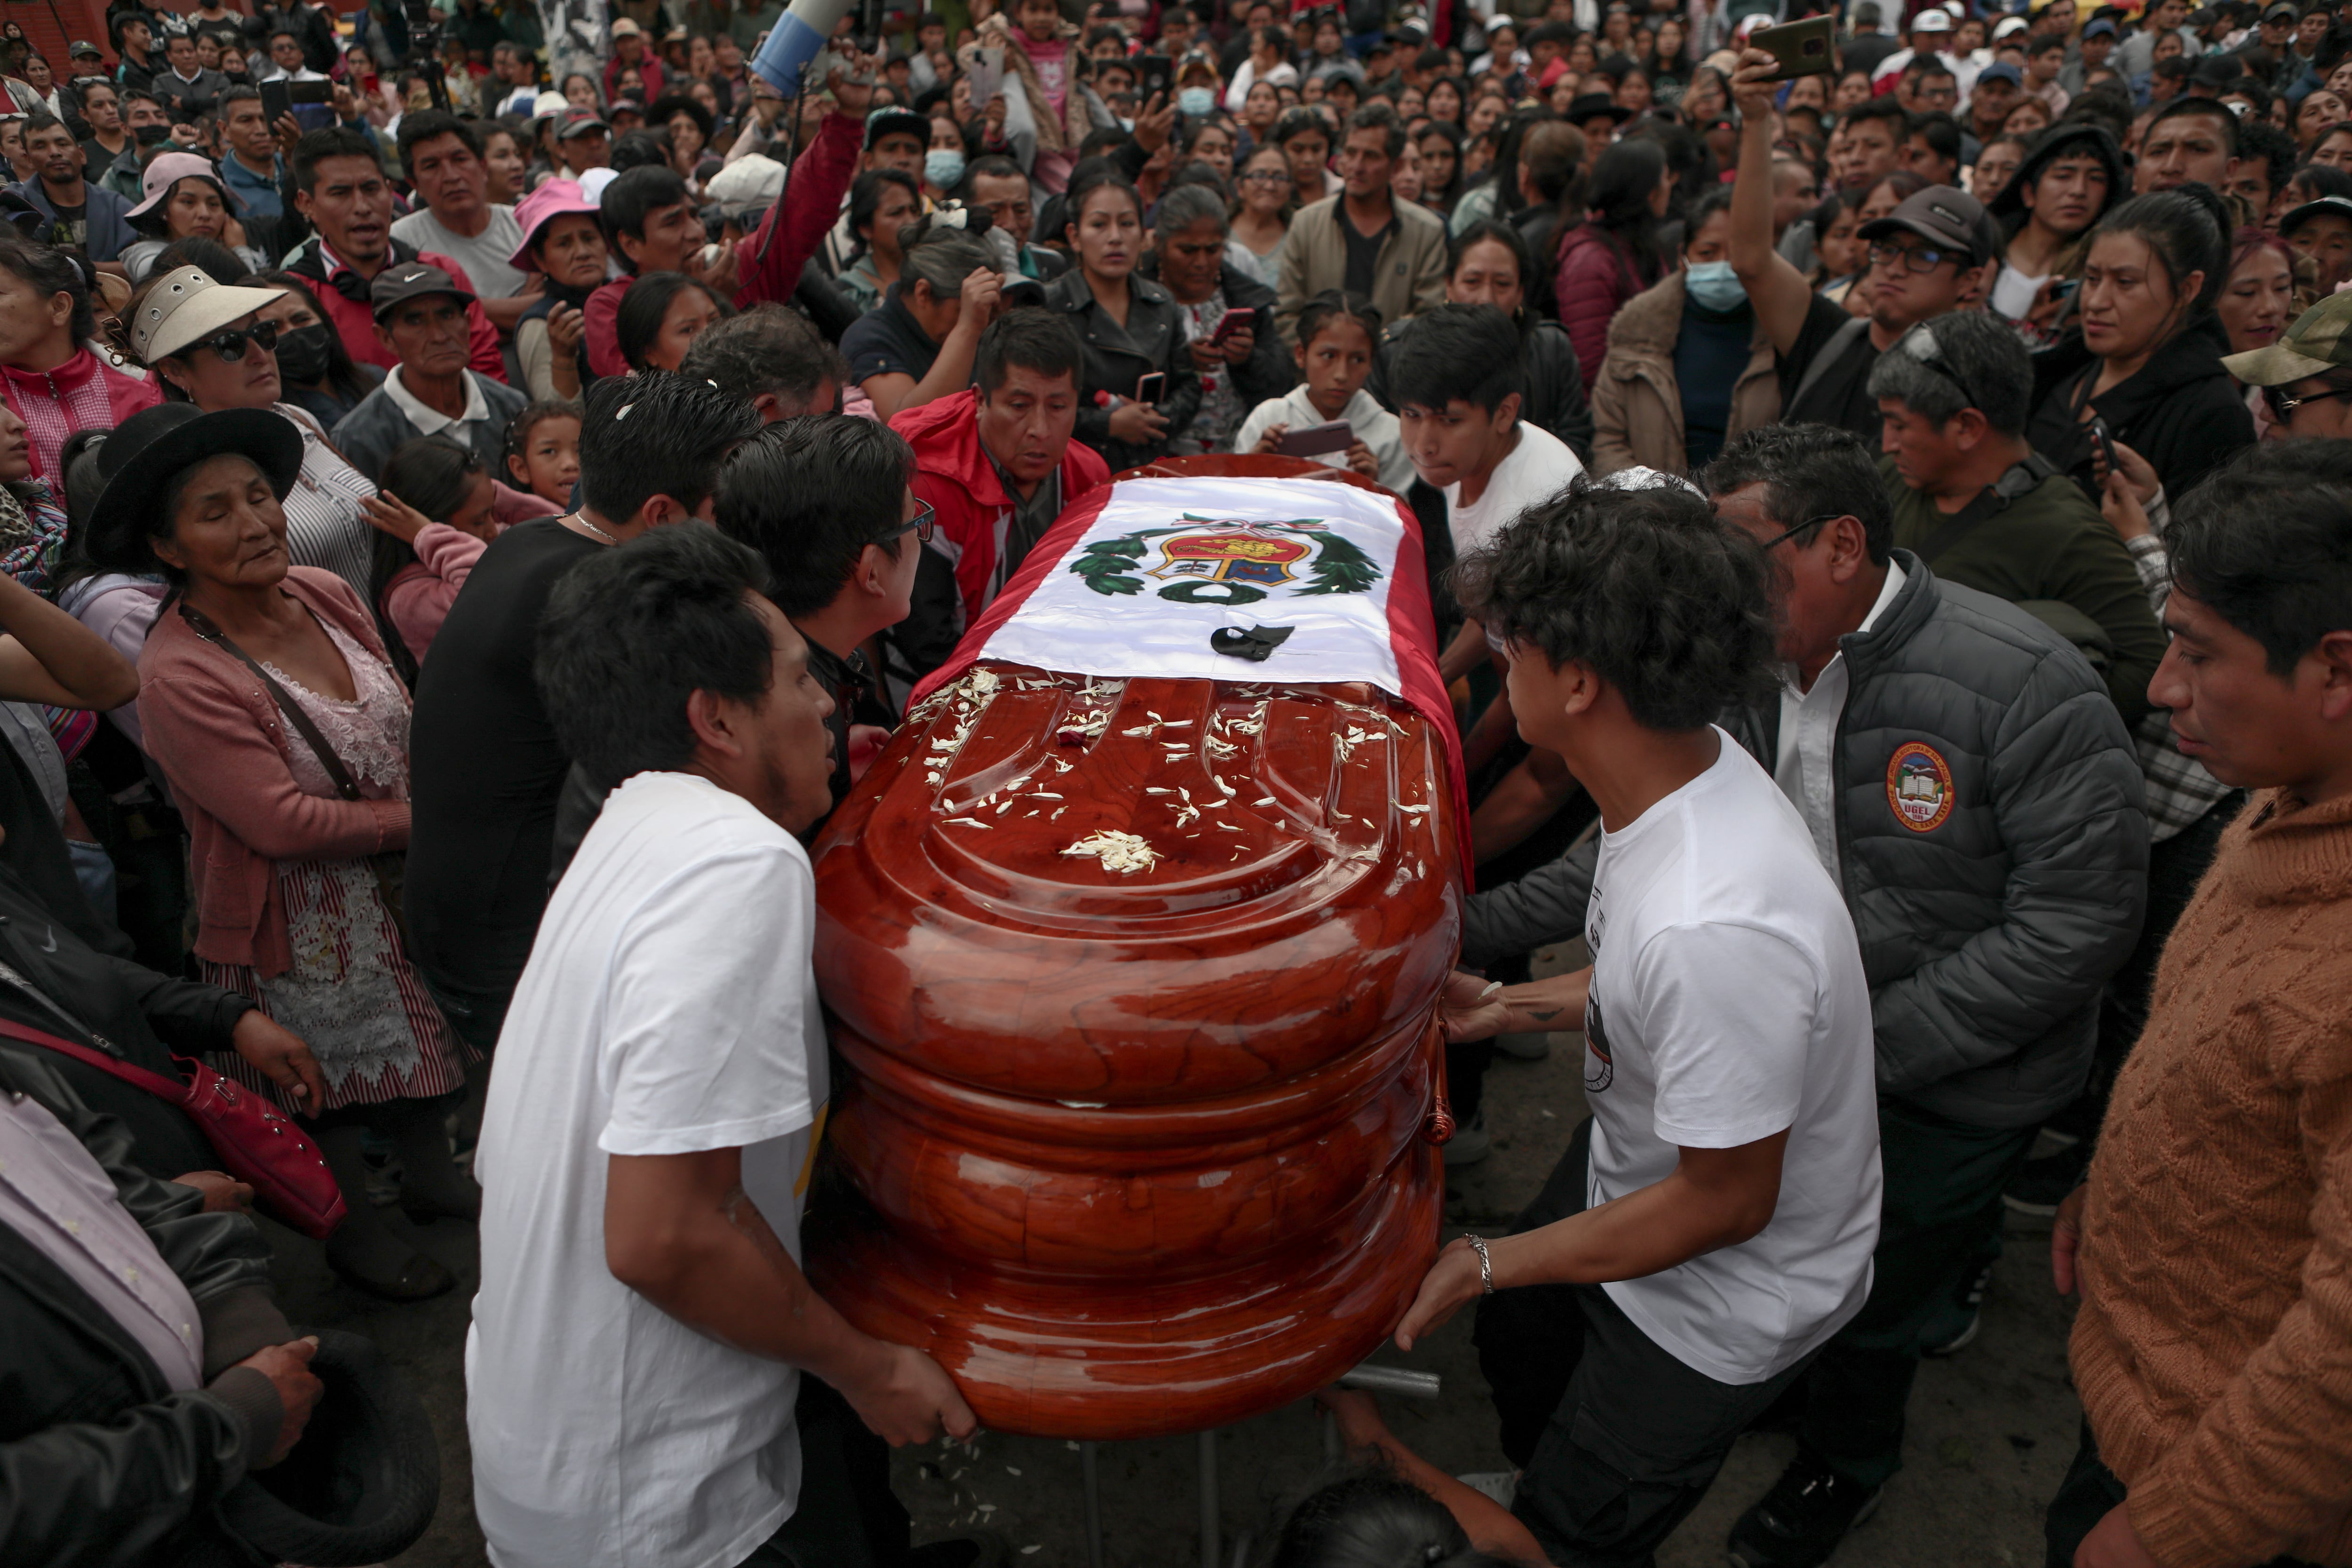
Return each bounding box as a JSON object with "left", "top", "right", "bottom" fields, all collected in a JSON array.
[{"left": 1463, "top": 554, "right": 2151, "bottom": 1130}]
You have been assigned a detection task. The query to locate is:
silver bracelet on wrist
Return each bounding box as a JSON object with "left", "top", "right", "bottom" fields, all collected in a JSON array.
[{"left": 1462, "top": 1234, "right": 1494, "bottom": 1295}]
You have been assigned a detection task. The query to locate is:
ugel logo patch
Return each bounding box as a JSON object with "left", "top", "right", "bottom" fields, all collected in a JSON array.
[{"left": 1886, "top": 741, "right": 1955, "bottom": 833}]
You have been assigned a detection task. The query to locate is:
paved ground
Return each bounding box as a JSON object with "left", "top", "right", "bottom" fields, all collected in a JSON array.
[{"left": 289, "top": 936, "right": 2084, "bottom": 1568}]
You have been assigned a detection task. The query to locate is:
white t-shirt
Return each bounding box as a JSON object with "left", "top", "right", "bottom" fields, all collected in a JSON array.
[
  {"left": 1443, "top": 420, "right": 1585, "bottom": 557},
  {"left": 390, "top": 203, "right": 528, "bottom": 300},
  {"left": 467, "top": 772, "right": 830, "bottom": 1568},
  {"left": 1990, "top": 262, "right": 2048, "bottom": 321},
  {"left": 1581, "top": 733, "right": 1882, "bottom": 1385}
]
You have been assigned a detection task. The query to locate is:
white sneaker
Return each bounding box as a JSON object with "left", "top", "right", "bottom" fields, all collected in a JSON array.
[
  {"left": 1494, "top": 1031, "right": 1551, "bottom": 1061},
  {"left": 1457, "top": 1472, "right": 1518, "bottom": 1509},
  {"left": 1442, "top": 1107, "right": 1492, "bottom": 1167}
]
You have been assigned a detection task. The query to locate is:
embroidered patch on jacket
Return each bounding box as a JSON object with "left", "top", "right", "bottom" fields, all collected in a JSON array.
[{"left": 1886, "top": 741, "right": 1955, "bottom": 833}]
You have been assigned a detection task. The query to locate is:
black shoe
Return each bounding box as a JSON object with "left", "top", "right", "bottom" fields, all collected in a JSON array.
[
  {"left": 2003, "top": 1143, "right": 2091, "bottom": 1218},
  {"left": 1921, "top": 1259, "right": 1994, "bottom": 1359},
  {"left": 1727, "top": 1453, "right": 1882, "bottom": 1568}
]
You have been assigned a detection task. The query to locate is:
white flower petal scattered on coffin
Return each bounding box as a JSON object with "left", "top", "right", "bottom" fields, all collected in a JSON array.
[
  {"left": 1062, "top": 829, "right": 1158, "bottom": 873},
  {"left": 1253, "top": 796, "right": 1276, "bottom": 807},
  {"left": 944, "top": 817, "right": 992, "bottom": 828}
]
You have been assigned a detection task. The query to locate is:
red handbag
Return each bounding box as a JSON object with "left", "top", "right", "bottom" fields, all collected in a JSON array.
[{"left": 0, "top": 1018, "right": 347, "bottom": 1239}]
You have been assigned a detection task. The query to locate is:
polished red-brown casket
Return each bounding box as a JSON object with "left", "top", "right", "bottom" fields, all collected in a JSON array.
[{"left": 807, "top": 464, "right": 1462, "bottom": 1440}]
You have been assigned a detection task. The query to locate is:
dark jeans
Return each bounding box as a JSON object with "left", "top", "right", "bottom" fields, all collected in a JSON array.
[
  {"left": 735, "top": 1376, "right": 911, "bottom": 1568},
  {"left": 421, "top": 973, "right": 509, "bottom": 1058},
  {"left": 2044, "top": 1422, "right": 2321, "bottom": 1568},
  {"left": 1796, "top": 1098, "right": 2037, "bottom": 1489},
  {"left": 1475, "top": 1119, "right": 1817, "bottom": 1567}
]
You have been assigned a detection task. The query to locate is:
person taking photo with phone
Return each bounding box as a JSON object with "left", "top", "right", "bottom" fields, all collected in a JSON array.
[{"left": 1726, "top": 47, "right": 1994, "bottom": 447}]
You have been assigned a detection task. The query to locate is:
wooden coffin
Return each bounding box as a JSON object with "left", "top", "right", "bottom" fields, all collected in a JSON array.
[{"left": 807, "top": 470, "right": 1462, "bottom": 1440}]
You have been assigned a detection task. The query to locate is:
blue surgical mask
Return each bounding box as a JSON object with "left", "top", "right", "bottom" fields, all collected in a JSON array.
[
  {"left": 925, "top": 148, "right": 966, "bottom": 188},
  {"left": 1179, "top": 86, "right": 1216, "bottom": 117},
  {"left": 1685, "top": 259, "right": 1747, "bottom": 312}
]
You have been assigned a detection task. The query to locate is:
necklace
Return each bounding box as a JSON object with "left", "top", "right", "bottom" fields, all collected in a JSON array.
[{"left": 568, "top": 512, "right": 620, "bottom": 545}]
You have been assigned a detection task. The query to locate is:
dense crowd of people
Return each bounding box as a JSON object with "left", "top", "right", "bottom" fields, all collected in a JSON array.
[{"left": 3, "top": 0, "right": 2352, "bottom": 1565}]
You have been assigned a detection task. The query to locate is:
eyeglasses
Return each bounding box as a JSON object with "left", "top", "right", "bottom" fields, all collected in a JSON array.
[
  {"left": 197, "top": 319, "right": 281, "bottom": 362},
  {"left": 878, "top": 498, "right": 935, "bottom": 546},
  {"left": 1241, "top": 168, "right": 1293, "bottom": 184},
  {"left": 1866, "top": 239, "right": 1969, "bottom": 275},
  {"left": 1756, "top": 514, "right": 1846, "bottom": 550},
  {"left": 2264, "top": 383, "right": 2352, "bottom": 417}
]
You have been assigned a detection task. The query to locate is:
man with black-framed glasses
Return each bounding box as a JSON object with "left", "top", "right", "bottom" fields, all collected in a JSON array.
[
  {"left": 714, "top": 414, "right": 929, "bottom": 826},
  {"left": 2223, "top": 287, "right": 2352, "bottom": 440},
  {"left": 1729, "top": 49, "right": 1997, "bottom": 447}
]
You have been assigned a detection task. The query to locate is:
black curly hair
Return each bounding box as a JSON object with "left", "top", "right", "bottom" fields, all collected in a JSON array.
[{"left": 1452, "top": 473, "right": 1777, "bottom": 731}]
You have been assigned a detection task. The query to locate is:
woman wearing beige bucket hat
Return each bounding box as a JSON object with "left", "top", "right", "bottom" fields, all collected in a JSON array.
[{"left": 127, "top": 265, "right": 381, "bottom": 602}]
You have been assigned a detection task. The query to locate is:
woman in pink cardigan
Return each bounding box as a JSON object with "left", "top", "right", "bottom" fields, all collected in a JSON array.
[{"left": 86, "top": 402, "right": 474, "bottom": 1303}]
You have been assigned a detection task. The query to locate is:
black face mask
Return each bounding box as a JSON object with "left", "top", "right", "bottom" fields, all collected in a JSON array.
[
  {"left": 133, "top": 123, "right": 172, "bottom": 146},
  {"left": 272, "top": 321, "right": 332, "bottom": 385}
]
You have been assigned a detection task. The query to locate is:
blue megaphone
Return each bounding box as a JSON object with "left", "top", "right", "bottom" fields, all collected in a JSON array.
[{"left": 748, "top": 0, "right": 858, "bottom": 96}]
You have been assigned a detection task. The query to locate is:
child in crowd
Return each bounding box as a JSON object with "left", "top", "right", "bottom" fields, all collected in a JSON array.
[
  {"left": 366, "top": 436, "right": 503, "bottom": 667},
  {"left": 1235, "top": 290, "right": 1416, "bottom": 494},
  {"left": 504, "top": 399, "right": 582, "bottom": 512}
]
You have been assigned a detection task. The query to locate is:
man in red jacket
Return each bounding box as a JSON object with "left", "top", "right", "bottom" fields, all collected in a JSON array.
[
  {"left": 581, "top": 65, "right": 872, "bottom": 379},
  {"left": 285, "top": 126, "right": 506, "bottom": 381},
  {"left": 886, "top": 308, "right": 1107, "bottom": 679}
]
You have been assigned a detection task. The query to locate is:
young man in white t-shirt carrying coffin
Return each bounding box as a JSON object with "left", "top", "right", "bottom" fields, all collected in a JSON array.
[
  {"left": 1396, "top": 471, "right": 1884, "bottom": 1568},
  {"left": 1453, "top": 427, "right": 2149, "bottom": 1568},
  {"left": 465, "top": 527, "right": 983, "bottom": 1568}
]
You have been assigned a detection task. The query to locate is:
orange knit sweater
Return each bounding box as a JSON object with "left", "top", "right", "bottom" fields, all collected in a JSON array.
[{"left": 2072, "top": 788, "right": 2352, "bottom": 1568}]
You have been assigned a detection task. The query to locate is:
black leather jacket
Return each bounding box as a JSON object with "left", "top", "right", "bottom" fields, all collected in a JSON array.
[
  {"left": 0, "top": 1049, "right": 295, "bottom": 1568},
  {"left": 1044, "top": 267, "right": 1203, "bottom": 473},
  {"left": 1368, "top": 312, "right": 1595, "bottom": 467}
]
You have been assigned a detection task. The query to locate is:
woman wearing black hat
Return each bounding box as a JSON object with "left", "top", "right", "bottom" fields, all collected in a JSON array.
[
  {"left": 87, "top": 402, "right": 474, "bottom": 1300},
  {"left": 1986, "top": 123, "right": 2124, "bottom": 348}
]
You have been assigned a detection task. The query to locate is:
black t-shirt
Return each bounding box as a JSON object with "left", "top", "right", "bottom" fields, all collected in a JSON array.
[
  {"left": 403, "top": 519, "right": 602, "bottom": 1012},
  {"left": 1341, "top": 206, "right": 1398, "bottom": 298},
  {"left": 42, "top": 199, "right": 86, "bottom": 253},
  {"left": 842, "top": 286, "right": 942, "bottom": 388},
  {"left": 1778, "top": 292, "right": 1884, "bottom": 446}
]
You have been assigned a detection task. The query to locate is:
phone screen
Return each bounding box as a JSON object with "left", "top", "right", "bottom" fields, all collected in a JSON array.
[{"left": 1135, "top": 371, "right": 1167, "bottom": 405}]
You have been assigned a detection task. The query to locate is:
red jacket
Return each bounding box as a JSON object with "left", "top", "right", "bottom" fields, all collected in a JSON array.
[
  {"left": 891, "top": 387, "right": 1109, "bottom": 626},
  {"left": 1554, "top": 225, "right": 1660, "bottom": 396},
  {"left": 0, "top": 350, "right": 161, "bottom": 483},
  {"left": 136, "top": 568, "right": 411, "bottom": 976},
  {"left": 286, "top": 237, "right": 507, "bottom": 382},
  {"left": 585, "top": 111, "right": 862, "bottom": 379}
]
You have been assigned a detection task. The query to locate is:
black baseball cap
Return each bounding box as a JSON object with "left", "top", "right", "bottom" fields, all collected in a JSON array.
[
  {"left": 1857, "top": 184, "right": 2000, "bottom": 266},
  {"left": 370, "top": 261, "right": 476, "bottom": 321}
]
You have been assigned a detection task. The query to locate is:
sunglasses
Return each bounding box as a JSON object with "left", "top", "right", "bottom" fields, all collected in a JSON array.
[
  {"left": 2264, "top": 383, "right": 2352, "bottom": 418},
  {"left": 877, "top": 498, "right": 935, "bottom": 546},
  {"left": 1900, "top": 322, "right": 1991, "bottom": 414},
  {"left": 195, "top": 319, "right": 281, "bottom": 363}
]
